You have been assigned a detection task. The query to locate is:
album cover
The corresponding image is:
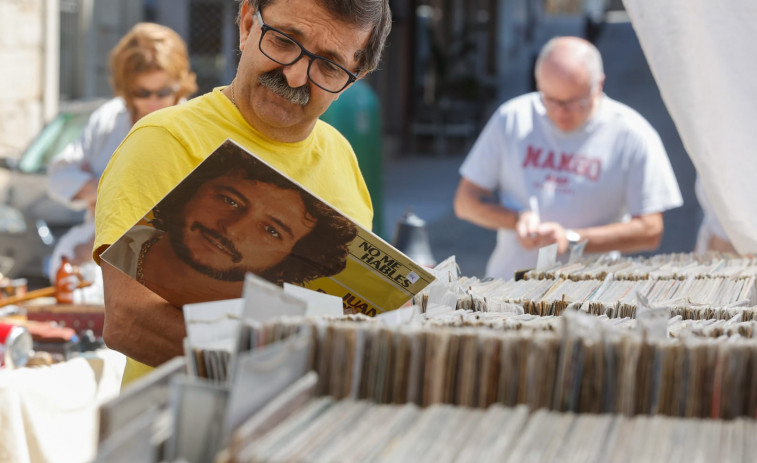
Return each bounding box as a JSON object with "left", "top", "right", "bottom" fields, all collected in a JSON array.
[{"left": 101, "top": 139, "right": 434, "bottom": 315}]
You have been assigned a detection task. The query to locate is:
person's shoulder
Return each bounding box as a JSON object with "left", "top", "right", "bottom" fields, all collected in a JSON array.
[
  {"left": 488, "top": 93, "right": 539, "bottom": 123},
  {"left": 314, "top": 118, "right": 345, "bottom": 136},
  {"left": 597, "top": 96, "right": 668, "bottom": 157},
  {"left": 313, "top": 119, "right": 351, "bottom": 147},
  {"left": 600, "top": 96, "right": 658, "bottom": 133},
  {"left": 95, "top": 96, "right": 127, "bottom": 113},
  {"left": 87, "top": 97, "right": 129, "bottom": 126},
  {"left": 499, "top": 92, "right": 538, "bottom": 112},
  {"left": 125, "top": 91, "right": 218, "bottom": 146}
]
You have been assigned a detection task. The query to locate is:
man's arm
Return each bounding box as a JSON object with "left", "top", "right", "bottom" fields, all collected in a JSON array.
[
  {"left": 454, "top": 178, "right": 542, "bottom": 248},
  {"left": 534, "top": 212, "right": 664, "bottom": 255},
  {"left": 101, "top": 261, "right": 186, "bottom": 367},
  {"left": 455, "top": 177, "right": 665, "bottom": 255},
  {"left": 71, "top": 178, "right": 99, "bottom": 213},
  {"left": 453, "top": 178, "right": 519, "bottom": 230},
  {"left": 47, "top": 141, "right": 96, "bottom": 209}
]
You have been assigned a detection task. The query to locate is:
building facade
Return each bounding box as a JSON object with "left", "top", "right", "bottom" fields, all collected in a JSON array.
[{"left": 0, "top": 0, "right": 601, "bottom": 159}]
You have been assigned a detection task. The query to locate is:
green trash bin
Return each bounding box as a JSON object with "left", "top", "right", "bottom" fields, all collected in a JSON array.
[{"left": 320, "top": 80, "right": 384, "bottom": 237}]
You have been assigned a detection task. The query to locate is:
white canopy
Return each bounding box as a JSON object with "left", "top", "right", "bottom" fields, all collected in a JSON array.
[{"left": 624, "top": 0, "right": 757, "bottom": 253}]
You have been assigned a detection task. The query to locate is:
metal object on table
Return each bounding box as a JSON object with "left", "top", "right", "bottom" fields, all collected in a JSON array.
[
  {"left": 392, "top": 210, "right": 436, "bottom": 267},
  {"left": 0, "top": 322, "right": 33, "bottom": 368}
]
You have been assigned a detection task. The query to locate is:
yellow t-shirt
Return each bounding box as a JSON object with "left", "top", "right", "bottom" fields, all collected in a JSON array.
[{"left": 95, "top": 87, "right": 373, "bottom": 385}]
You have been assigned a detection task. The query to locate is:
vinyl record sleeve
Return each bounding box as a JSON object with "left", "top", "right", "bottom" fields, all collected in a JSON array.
[{"left": 101, "top": 139, "right": 434, "bottom": 315}]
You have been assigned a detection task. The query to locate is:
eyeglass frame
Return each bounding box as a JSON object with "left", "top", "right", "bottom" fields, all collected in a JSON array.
[
  {"left": 254, "top": 9, "right": 360, "bottom": 94},
  {"left": 538, "top": 86, "right": 598, "bottom": 112}
]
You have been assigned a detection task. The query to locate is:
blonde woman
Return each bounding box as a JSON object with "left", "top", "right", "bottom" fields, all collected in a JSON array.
[{"left": 47, "top": 22, "right": 196, "bottom": 285}]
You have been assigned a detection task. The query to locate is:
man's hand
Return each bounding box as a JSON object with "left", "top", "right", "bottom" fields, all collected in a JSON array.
[
  {"left": 102, "top": 261, "right": 186, "bottom": 367},
  {"left": 73, "top": 178, "right": 99, "bottom": 214},
  {"left": 515, "top": 211, "right": 541, "bottom": 249},
  {"left": 518, "top": 212, "right": 665, "bottom": 256},
  {"left": 530, "top": 222, "right": 570, "bottom": 254}
]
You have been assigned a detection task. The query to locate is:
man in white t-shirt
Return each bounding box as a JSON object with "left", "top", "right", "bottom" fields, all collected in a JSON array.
[{"left": 454, "top": 36, "right": 683, "bottom": 280}]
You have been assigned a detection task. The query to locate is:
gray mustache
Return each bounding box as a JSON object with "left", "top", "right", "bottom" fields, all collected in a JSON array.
[{"left": 258, "top": 70, "right": 310, "bottom": 106}]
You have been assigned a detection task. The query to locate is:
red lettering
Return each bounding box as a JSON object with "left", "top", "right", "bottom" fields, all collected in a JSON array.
[
  {"left": 524, "top": 146, "right": 601, "bottom": 182},
  {"left": 558, "top": 153, "right": 574, "bottom": 172},
  {"left": 523, "top": 145, "right": 542, "bottom": 168},
  {"left": 546, "top": 175, "right": 569, "bottom": 186},
  {"left": 542, "top": 151, "right": 556, "bottom": 169}
]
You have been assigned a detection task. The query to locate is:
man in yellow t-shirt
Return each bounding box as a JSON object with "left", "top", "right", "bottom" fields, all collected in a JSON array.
[
  {"left": 101, "top": 141, "right": 359, "bottom": 307},
  {"left": 94, "top": 0, "right": 392, "bottom": 384}
]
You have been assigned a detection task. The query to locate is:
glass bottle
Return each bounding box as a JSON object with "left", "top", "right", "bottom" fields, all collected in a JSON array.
[{"left": 55, "top": 255, "right": 77, "bottom": 304}]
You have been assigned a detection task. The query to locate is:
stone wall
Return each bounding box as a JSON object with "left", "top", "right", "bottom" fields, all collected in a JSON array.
[{"left": 0, "top": 0, "right": 48, "bottom": 159}]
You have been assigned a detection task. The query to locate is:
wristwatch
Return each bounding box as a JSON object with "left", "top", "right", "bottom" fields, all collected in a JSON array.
[{"left": 565, "top": 229, "right": 582, "bottom": 248}]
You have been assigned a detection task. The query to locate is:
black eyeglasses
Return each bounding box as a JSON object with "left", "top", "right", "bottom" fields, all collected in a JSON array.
[
  {"left": 255, "top": 10, "right": 359, "bottom": 93},
  {"left": 131, "top": 85, "right": 179, "bottom": 100}
]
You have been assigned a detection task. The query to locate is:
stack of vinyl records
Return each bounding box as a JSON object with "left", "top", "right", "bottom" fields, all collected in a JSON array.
[
  {"left": 95, "top": 252, "right": 757, "bottom": 463},
  {"left": 223, "top": 313, "right": 757, "bottom": 419},
  {"left": 440, "top": 253, "right": 757, "bottom": 318},
  {"left": 230, "top": 396, "right": 757, "bottom": 463}
]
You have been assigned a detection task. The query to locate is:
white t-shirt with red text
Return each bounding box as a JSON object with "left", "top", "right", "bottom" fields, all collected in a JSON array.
[{"left": 459, "top": 92, "right": 683, "bottom": 280}]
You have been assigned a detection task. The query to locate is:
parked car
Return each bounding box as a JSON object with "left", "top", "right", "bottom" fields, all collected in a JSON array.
[{"left": 0, "top": 99, "right": 103, "bottom": 282}]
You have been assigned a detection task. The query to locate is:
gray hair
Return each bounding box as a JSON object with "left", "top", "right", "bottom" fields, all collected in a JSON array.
[
  {"left": 535, "top": 36, "right": 604, "bottom": 89},
  {"left": 238, "top": 0, "right": 391, "bottom": 74}
]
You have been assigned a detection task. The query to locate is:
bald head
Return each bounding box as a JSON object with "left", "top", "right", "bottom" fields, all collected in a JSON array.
[
  {"left": 534, "top": 36, "right": 604, "bottom": 90},
  {"left": 533, "top": 37, "right": 605, "bottom": 132}
]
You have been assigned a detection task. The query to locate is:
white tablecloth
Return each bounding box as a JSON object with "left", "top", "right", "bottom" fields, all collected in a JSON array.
[{"left": 0, "top": 349, "right": 125, "bottom": 463}]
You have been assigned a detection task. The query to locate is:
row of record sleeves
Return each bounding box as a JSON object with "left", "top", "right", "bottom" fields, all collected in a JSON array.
[
  {"left": 228, "top": 378, "right": 757, "bottom": 463},
  {"left": 422, "top": 253, "right": 757, "bottom": 317},
  {"left": 190, "top": 310, "right": 757, "bottom": 420},
  {"left": 94, "top": 252, "right": 757, "bottom": 463}
]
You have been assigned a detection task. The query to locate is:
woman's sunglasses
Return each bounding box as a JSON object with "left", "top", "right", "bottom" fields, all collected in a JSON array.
[{"left": 132, "top": 84, "right": 179, "bottom": 99}]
